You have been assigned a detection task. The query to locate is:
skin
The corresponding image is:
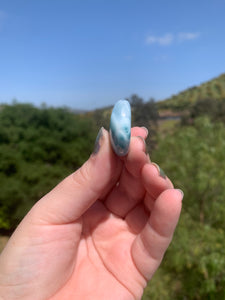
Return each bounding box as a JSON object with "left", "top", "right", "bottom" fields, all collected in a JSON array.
[{"left": 0, "top": 127, "right": 182, "bottom": 300}]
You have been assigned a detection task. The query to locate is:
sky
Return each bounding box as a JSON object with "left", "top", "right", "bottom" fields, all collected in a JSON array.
[{"left": 0, "top": 0, "right": 225, "bottom": 110}]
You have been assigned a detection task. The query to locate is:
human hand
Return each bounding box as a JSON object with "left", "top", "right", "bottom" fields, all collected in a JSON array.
[{"left": 0, "top": 127, "right": 183, "bottom": 300}]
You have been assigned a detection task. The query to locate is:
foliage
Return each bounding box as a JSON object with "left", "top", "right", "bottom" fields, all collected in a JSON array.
[
  {"left": 166, "top": 214, "right": 225, "bottom": 299},
  {"left": 0, "top": 99, "right": 159, "bottom": 230},
  {"left": 128, "top": 94, "right": 159, "bottom": 127},
  {"left": 155, "top": 116, "right": 225, "bottom": 225},
  {"left": 128, "top": 94, "right": 159, "bottom": 150},
  {"left": 158, "top": 73, "right": 225, "bottom": 111},
  {"left": 181, "top": 98, "right": 225, "bottom": 124},
  {"left": 0, "top": 103, "right": 97, "bottom": 230},
  {"left": 143, "top": 116, "right": 225, "bottom": 299}
]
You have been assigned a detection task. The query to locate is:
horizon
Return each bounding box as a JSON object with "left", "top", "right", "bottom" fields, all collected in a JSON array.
[
  {"left": 1, "top": 70, "right": 225, "bottom": 112},
  {"left": 0, "top": 0, "right": 225, "bottom": 110}
]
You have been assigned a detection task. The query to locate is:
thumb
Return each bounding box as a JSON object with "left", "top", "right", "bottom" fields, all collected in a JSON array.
[{"left": 32, "top": 128, "right": 122, "bottom": 224}]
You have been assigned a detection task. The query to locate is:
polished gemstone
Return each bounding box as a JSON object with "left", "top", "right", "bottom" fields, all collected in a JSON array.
[{"left": 109, "top": 100, "right": 131, "bottom": 156}]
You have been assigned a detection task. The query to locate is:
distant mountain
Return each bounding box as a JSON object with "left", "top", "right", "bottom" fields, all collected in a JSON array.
[{"left": 158, "top": 73, "right": 225, "bottom": 111}]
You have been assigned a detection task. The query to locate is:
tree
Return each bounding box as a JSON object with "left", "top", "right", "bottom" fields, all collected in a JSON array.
[{"left": 128, "top": 94, "right": 159, "bottom": 150}]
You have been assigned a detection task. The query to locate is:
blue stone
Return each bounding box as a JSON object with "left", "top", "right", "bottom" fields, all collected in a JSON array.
[{"left": 110, "top": 100, "right": 131, "bottom": 156}]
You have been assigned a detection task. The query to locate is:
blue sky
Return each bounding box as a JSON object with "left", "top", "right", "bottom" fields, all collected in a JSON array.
[{"left": 0, "top": 0, "right": 225, "bottom": 110}]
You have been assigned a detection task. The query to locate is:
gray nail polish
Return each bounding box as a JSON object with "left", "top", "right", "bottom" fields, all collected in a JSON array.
[
  {"left": 141, "top": 126, "right": 149, "bottom": 137},
  {"left": 176, "top": 189, "right": 184, "bottom": 199},
  {"left": 159, "top": 166, "right": 167, "bottom": 179},
  {"left": 152, "top": 163, "right": 167, "bottom": 179},
  {"left": 93, "top": 127, "right": 104, "bottom": 155}
]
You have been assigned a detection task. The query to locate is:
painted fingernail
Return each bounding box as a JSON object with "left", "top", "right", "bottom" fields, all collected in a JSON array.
[
  {"left": 176, "top": 189, "right": 184, "bottom": 200},
  {"left": 136, "top": 136, "right": 146, "bottom": 151},
  {"left": 141, "top": 126, "right": 149, "bottom": 137},
  {"left": 93, "top": 127, "right": 104, "bottom": 155},
  {"left": 152, "top": 162, "right": 167, "bottom": 179}
]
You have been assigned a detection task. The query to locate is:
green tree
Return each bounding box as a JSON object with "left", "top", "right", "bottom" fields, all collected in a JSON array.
[{"left": 128, "top": 94, "right": 159, "bottom": 150}]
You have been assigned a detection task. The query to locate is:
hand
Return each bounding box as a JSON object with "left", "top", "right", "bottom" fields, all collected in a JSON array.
[{"left": 0, "top": 127, "right": 182, "bottom": 300}]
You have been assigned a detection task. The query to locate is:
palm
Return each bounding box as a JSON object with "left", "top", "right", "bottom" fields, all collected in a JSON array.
[{"left": 36, "top": 199, "right": 147, "bottom": 300}]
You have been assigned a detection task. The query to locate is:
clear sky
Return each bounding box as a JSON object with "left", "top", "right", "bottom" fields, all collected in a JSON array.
[{"left": 0, "top": 0, "right": 225, "bottom": 110}]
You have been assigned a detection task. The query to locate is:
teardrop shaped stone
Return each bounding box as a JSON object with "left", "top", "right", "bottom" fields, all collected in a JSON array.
[{"left": 109, "top": 100, "right": 131, "bottom": 156}]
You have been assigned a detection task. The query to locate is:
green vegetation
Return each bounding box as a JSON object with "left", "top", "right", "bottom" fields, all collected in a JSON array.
[
  {"left": 0, "top": 103, "right": 97, "bottom": 230},
  {"left": 158, "top": 73, "right": 225, "bottom": 111},
  {"left": 1, "top": 74, "right": 225, "bottom": 299},
  {"left": 143, "top": 87, "right": 225, "bottom": 298},
  {"left": 143, "top": 116, "right": 225, "bottom": 299},
  {"left": 183, "top": 97, "right": 225, "bottom": 124},
  {"left": 0, "top": 99, "right": 159, "bottom": 231}
]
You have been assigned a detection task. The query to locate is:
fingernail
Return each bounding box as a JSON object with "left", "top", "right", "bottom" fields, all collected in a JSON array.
[
  {"left": 152, "top": 162, "right": 167, "bottom": 179},
  {"left": 147, "top": 153, "right": 151, "bottom": 163},
  {"left": 93, "top": 127, "right": 104, "bottom": 155},
  {"left": 176, "top": 189, "right": 184, "bottom": 200},
  {"left": 141, "top": 126, "right": 149, "bottom": 137}
]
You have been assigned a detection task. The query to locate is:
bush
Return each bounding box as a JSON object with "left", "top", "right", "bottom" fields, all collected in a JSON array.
[{"left": 0, "top": 103, "right": 97, "bottom": 230}]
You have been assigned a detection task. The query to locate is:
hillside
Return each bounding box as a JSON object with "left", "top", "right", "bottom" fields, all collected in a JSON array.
[{"left": 158, "top": 73, "right": 225, "bottom": 111}]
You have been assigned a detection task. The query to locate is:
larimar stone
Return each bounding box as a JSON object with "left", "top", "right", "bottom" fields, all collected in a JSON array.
[{"left": 109, "top": 100, "right": 131, "bottom": 156}]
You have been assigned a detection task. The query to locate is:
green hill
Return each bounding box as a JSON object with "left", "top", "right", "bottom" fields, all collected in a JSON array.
[{"left": 158, "top": 73, "right": 225, "bottom": 111}]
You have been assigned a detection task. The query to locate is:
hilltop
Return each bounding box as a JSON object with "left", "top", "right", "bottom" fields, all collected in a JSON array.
[
  {"left": 158, "top": 73, "right": 225, "bottom": 111},
  {"left": 88, "top": 73, "right": 225, "bottom": 119}
]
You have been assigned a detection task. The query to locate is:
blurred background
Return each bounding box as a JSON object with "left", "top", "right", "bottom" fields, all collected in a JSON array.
[{"left": 0, "top": 0, "right": 225, "bottom": 298}]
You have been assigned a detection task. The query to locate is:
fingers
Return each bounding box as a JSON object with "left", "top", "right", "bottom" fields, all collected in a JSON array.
[
  {"left": 104, "top": 134, "right": 173, "bottom": 218},
  {"left": 104, "top": 136, "right": 148, "bottom": 217},
  {"left": 29, "top": 126, "right": 149, "bottom": 224},
  {"left": 124, "top": 136, "right": 147, "bottom": 178},
  {"left": 131, "top": 189, "right": 183, "bottom": 280},
  {"left": 131, "top": 127, "right": 148, "bottom": 139},
  {"left": 142, "top": 163, "right": 173, "bottom": 200},
  {"left": 32, "top": 128, "right": 123, "bottom": 224},
  {"left": 124, "top": 161, "right": 175, "bottom": 234}
]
